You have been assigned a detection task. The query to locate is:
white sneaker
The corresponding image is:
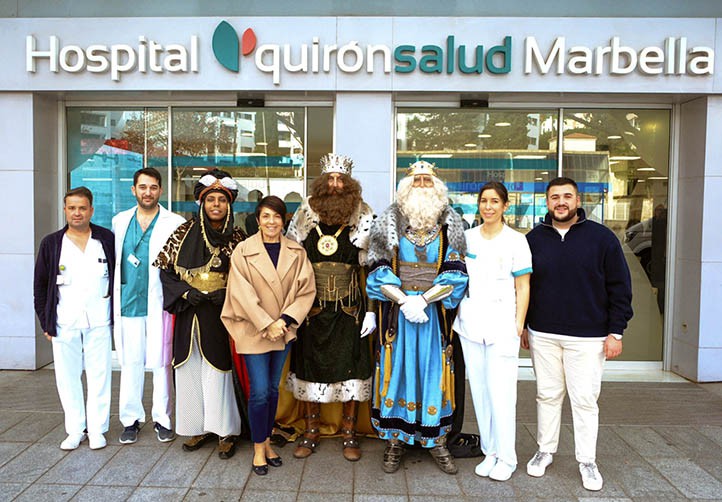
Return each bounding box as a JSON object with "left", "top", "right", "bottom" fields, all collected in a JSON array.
[
  {"left": 474, "top": 454, "right": 497, "bottom": 477},
  {"left": 489, "top": 460, "right": 515, "bottom": 481},
  {"left": 88, "top": 433, "right": 107, "bottom": 450},
  {"left": 579, "top": 462, "right": 603, "bottom": 491},
  {"left": 60, "top": 433, "right": 87, "bottom": 450},
  {"left": 526, "top": 451, "right": 553, "bottom": 477}
]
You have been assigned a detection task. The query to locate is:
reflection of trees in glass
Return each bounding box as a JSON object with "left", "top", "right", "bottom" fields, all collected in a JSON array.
[
  {"left": 120, "top": 110, "right": 168, "bottom": 166},
  {"left": 400, "top": 111, "right": 554, "bottom": 152},
  {"left": 402, "top": 112, "right": 483, "bottom": 150}
]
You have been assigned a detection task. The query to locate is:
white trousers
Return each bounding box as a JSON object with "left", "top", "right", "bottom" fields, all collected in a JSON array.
[
  {"left": 528, "top": 333, "right": 605, "bottom": 464},
  {"left": 460, "top": 334, "right": 519, "bottom": 467},
  {"left": 118, "top": 317, "right": 173, "bottom": 429},
  {"left": 175, "top": 325, "right": 241, "bottom": 437},
  {"left": 52, "top": 325, "right": 112, "bottom": 435}
]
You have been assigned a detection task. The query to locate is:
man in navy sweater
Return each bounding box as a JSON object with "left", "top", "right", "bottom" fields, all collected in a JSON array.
[
  {"left": 34, "top": 187, "right": 115, "bottom": 451},
  {"left": 521, "top": 177, "right": 632, "bottom": 492}
]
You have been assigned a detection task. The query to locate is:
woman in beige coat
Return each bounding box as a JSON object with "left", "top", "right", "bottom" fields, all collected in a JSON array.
[{"left": 221, "top": 195, "right": 315, "bottom": 476}]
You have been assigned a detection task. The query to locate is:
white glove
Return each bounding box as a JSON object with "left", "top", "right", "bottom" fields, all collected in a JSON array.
[
  {"left": 360, "top": 312, "right": 377, "bottom": 338},
  {"left": 400, "top": 295, "right": 429, "bottom": 324}
]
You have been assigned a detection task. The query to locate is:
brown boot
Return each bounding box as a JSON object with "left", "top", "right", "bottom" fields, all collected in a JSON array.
[
  {"left": 217, "top": 435, "right": 236, "bottom": 460},
  {"left": 293, "top": 401, "right": 320, "bottom": 459},
  {"left": 341, "top": 400, "right": 361, "bottom": 462},
  {"left": 181, "top": 433, "right": 215, "bottom": 452}
]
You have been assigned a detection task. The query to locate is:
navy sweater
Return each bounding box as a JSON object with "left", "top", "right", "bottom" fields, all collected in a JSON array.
[
  {"left": 526, "top": 208, "right": 633, "bottom": 338},
  {"left": 33, "top": 223, "right": 115, "bottom": 336}
]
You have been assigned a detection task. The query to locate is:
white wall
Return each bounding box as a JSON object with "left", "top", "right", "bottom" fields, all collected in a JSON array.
[
  {"left": 334, "top": 92, "right": 395, "bottom": 214},
  {"left": 0, "top": 94, "right": 41, "bottom": 368},
  {"left": 32, "top": 94, "right": 59, "bottom": 369},
  {"left": 698, "top": 97, "right": 722, "bottom": 381},
  {"left": 672, "top": 96, "right": 722, "bottom": 381}
]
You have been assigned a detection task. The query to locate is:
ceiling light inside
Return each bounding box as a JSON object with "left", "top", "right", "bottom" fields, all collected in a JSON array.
[{"left": 609, "top": 156, "right": 641, "bottom": 161}]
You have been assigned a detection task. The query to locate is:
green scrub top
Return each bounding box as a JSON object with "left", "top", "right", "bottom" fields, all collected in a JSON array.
[{"left": 120, "top": 210, "right": 159, "bottom": 317}]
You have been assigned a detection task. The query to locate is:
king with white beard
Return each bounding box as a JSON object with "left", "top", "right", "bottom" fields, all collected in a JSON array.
[{"left": 366, "top": 161, "right": 468, "bottom": 475}]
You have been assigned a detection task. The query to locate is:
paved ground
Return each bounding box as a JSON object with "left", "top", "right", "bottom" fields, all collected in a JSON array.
[{"left": 0, "top": 369, "right": 721, "bottom": 501}]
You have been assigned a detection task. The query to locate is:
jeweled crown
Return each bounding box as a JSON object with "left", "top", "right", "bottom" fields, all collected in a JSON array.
[
  {"left": 406, "top": 160, "right": 438, "bottom": 178},
  {"left": 320, "top": 153, "right": 354, "bottom": 175}
]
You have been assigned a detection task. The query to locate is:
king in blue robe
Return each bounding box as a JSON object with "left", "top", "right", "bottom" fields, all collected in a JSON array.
[{"left": 366, "top": 161, "right": 468, "bottom": 475}]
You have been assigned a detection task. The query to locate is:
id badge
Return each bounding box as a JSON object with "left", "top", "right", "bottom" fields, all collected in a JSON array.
[{"left": 127, "top": 253, "right": 141, "bottom": 268}]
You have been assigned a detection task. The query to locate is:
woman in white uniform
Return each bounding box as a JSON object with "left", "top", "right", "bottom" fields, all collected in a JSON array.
[{"left": 453, "top": 181, "right": 532, "bottom": 481}]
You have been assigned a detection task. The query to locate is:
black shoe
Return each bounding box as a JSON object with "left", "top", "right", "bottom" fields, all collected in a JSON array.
[
  {"left": 252, "top": 463, "right": 269, "bottom": 476},
  {"left": 119, "top": 420, "right": 140, "bottom": 444},
  {"left": 154, "top": 423, "right": 176, "bottom": 443},
  {"left": 266, "top": 456, "right": 283, "bottom": 467}
]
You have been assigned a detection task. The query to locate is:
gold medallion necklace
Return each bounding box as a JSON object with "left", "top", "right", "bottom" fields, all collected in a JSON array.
[{"left": 316, "top": 224, "right": 347, "bottom": 256}]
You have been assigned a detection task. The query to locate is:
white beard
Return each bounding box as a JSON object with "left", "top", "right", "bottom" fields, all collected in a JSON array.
[{"left": 396, "top": 177, "right": 448, "bottom": 232}]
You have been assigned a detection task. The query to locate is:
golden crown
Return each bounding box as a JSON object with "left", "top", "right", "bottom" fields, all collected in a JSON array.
[
  {"left": 320, "top": 153, "right": 354, "bottom": 175},
  {"left": 406, "top": 160, "right": 438, "bottom": 178}
]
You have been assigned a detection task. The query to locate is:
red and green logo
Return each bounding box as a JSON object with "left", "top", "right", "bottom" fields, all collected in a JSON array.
[{"left": 212, "top": 21, "right": 256, "bottom": 72}]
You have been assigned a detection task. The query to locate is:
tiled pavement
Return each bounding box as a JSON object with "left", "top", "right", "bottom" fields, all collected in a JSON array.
[{"left": 0, "top": 369, "right": 721, "bottom": 501}]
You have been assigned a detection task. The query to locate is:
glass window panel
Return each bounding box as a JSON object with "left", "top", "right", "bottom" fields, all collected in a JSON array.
[
  {"left": 170, "top": 108, "right": 306, "bottom": 233},
  {"left": 396, "top": 109, "right": 558, "bottom": 232},
  {"left": 67, "top": 108, "right": 169, "bottom": 229},
  {"left": 306, "top": 107, "right": 334, "bottom": 186},
  {"left": 562, "top": 109, "right": 670, "bottom": 361}
]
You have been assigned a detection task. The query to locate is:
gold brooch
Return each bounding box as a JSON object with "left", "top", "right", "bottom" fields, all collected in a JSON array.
[
  {"left": 398, "top": 398, "right": 406, "bottom": 408},
  {"left": 384, "top": 398, "right": 394, "bottom": 408},
  {"left": 427, "top": 406, "right": 437, "bottom": 416},
  {"left": 407, "top": 402, "right": 416, "bottom": 412}
]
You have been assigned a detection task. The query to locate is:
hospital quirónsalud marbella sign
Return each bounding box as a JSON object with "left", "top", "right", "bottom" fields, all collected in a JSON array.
[{"left": 25, "top": 20, "right": 715, "bottom": 84}]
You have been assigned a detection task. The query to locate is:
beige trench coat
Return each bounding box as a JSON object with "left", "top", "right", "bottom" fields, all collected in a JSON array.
[{"left": 221, "top": 232, "right": 316, "bottom": 354}]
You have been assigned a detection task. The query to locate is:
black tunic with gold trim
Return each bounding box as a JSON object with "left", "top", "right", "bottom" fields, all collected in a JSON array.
[
  {"left": 287, "top": 223, "right": 373, "bottom": 403},
  {"left": 154, "top": 219, "right": 245, "bottom": 370}
]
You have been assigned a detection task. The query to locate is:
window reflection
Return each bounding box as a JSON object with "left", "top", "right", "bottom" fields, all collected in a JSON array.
[
  {"left": 396, "top": 107, "right": 670, "bottom": 362},
  {"left": 397, "top": 109, "right": 558, "bottom": 232},
  {"left": 68, "top": 107, "right": 334, "bottom": 234},
  {"left": 562, "top": 109, "right": 669, "bottom": 361},
  {"left": 67, "top": 108, "right": 169, "bottom": 228},
  {"left": 170, "top": 108, "right": 307, "bottom": 230}
]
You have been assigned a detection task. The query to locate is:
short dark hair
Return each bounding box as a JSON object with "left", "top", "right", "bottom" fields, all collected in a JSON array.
[
  {"left": 133, "top": 167, "right": 163, "bottom": 187},
  {"left": 255, "top": 195, "right": 287, "bottom": 222},
  {"left": 546, "top": 177, "right": 578, "bottom": 195},
  {"left": 477, "top": 181, "right": 509, "bottom": 206},
  {"left": 64, "top": 186, "right": 93, "bottom": 206}
]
